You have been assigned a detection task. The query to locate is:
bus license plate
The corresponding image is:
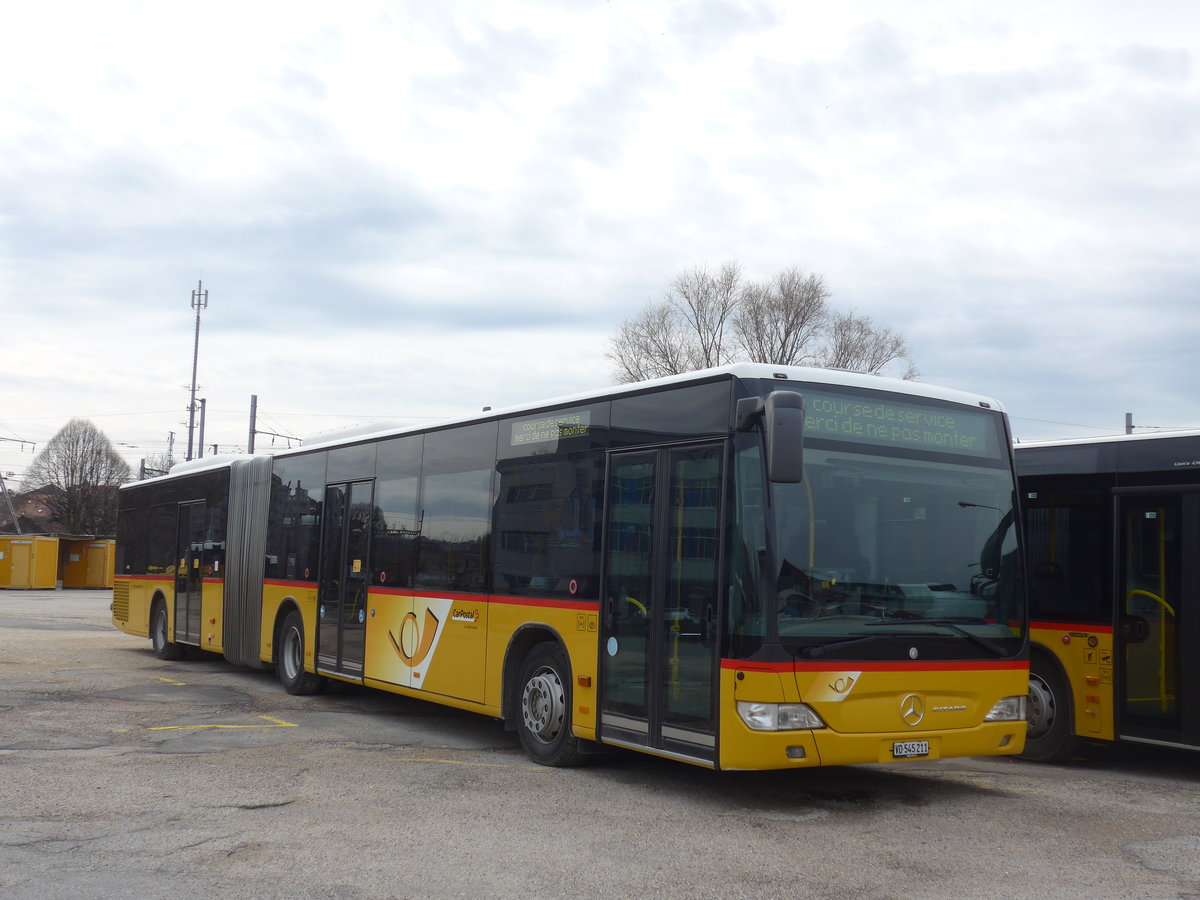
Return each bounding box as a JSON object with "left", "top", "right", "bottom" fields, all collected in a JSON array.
[{"left": 892, "top": 740, "right": 930, "bottom": 759}]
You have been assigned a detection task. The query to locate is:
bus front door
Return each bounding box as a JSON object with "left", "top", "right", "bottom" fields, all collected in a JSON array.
[
  {"left": 317, "top": 480, "right": 374, "bottom": 679},
  {"left": 600, "top": 444, "right": 723, "bottom": 765},
  {"left": 1116, "top": 490, "right": 1198, "bottom": 746},
  {"left": 174, "top": 501, "right": 205, "bottom": 645}
]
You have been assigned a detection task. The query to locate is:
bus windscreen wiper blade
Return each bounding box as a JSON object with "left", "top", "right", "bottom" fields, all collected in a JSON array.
[
  {"left": 864, "top": 618, "right": 1010, "bottom": 657},
  {"left": 799, "top": 634, "right": 880, "bottom": 658}
]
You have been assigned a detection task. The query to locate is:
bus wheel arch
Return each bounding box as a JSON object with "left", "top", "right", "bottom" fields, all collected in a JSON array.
[
  {"left": 275, "top": 604, "right": 325, "bottom": 696},
  {"left": 504, "top": 628, "right": 587, "bottom": 767},
  {"left": 1021, "top": 645, "right": 1078, "bottom": 763},
  {"left": 150, "top": 593, "right": 184, "bottom": 660}
]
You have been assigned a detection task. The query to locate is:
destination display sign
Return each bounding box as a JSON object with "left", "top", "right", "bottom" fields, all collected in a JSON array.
[
  {"left": 800, "top": 388, "right": 997, "bottom": 458},
  {"left": 510, "top": 410, "right": 592, "bottom": 448}
]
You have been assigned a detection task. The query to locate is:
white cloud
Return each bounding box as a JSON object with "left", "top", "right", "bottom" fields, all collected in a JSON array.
[{"left": 2, "top": 0, "right": 1200, "bottom": 481}]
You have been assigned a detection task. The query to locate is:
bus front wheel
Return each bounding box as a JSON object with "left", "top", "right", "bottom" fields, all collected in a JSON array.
[
  {"left": 516, "top": 642, "right": 587, "bottom": 767},
  {"left": 1021, "top": 655, "right": 1078, "bottom": 763},
  {"left": 151, "top": 601, "right": 184, "bottom": 661},
  {"left": 278, "top": 610, "right": 325, "bottom": 696}
]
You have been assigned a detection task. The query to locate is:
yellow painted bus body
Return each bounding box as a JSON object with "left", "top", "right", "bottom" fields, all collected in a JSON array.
[
  {"left": 1030, "top": 622, "right": 1116, "bottom": 742},
  {"left": 117, "top": 576, "right": 1026, "bottom": 769}
]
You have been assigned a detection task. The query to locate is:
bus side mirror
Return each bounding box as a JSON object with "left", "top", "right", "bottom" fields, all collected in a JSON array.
[
  {"left": 765, "top": 391, "right": 805, "bottom": 483},
  {"left": 735, "top": 392, "right": 805, "bottom": 483}
]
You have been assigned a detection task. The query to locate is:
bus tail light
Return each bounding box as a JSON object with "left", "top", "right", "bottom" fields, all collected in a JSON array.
[
  {"left": 737, "top": 701, "right": 825, "bottom": 731},
  {"left": 984, "top": 696, "right": 1026, "bottom": 722}
]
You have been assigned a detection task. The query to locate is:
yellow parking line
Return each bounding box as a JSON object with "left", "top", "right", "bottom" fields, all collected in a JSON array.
[{"left": 148, "top": 715, "right": 299, "bottom": 731}]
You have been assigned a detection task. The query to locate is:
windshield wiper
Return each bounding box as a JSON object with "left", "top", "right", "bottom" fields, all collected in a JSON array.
[
  {"left": 864, "top": 618, "right": 1011, "bottom": 657},
  {"left": 798, "top": 634, "right": 884, "bottom": 658}
]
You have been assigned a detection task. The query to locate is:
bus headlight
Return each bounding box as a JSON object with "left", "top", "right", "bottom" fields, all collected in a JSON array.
[
  {"left": 984, "top": 696, "right": 1026, "bottom": 722},
  {"left": 737, "top": 701, "right": 826, "bottom": 731}
]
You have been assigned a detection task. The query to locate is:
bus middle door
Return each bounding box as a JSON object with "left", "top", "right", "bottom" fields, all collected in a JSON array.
[
  {"left": 600, "top": 443, "right": 724, "bottom": 766},
  {"left": 174, "top": 500, "right": 205, "bottom": 645},
  {"left": 317, "top": 480, "right": 374, "bottom": 679}
]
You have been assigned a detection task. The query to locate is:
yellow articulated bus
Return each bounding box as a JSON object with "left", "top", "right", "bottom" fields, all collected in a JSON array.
[
  {"left": 1016, "top": 430, "right": 1200, "bottom": 761},
  {"left": 113, "top": 364, "right": 1028, "bottom": 770}
]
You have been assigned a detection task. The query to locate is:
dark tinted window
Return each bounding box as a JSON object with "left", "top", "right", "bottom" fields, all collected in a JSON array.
[
  {"left": 493, "top": 453, "right": 603, "bottom": 600},
  {"left": 115, "top": 491, "right": 146, "bottom": 575},
  {"left": 416, "top": 423, "right": 497, "bottom": 593},
  {"left": 1022, "top": 477, "right": 1111, "bottom": 623},
  {"left": 149, "top": 502, "right": 175, "bottom": 574},
  {"left": 266, "top": 452, "right": 327, "bottom": 582},
  {"left": 497, "top": 402, "right": 611, "bottom": 460},
  {"left": 328, "top": 442, "right": 378, "bottom": 482},
  {"left": 375, "top": 435, "right": 423, "bottom": 589},
  {"left": 610, "top": 381, "right": 730, "bottom": 446}
]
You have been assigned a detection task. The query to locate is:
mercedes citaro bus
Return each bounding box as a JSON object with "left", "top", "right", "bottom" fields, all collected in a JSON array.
[{"left": 113, "top": 364, "right": 1028, "bottom": 770}]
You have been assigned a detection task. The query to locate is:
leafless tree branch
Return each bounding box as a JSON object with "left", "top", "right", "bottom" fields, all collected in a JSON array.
[{"left": 21, "top": 418, "right": 131, "bottom": 534}]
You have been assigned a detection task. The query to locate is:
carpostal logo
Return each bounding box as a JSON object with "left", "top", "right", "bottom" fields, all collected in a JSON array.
[{"left": 452, "top": 607, "right": 480, "bottom": 624}]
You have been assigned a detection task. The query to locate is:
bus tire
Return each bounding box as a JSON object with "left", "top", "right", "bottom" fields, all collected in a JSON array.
[
  {"left": 1021, "top": 653, "right": 1077, "bottom": 763},
  {"left": 151, "top": 600, "right": 184, "bottom": 661},
  {"left": 516, "top": 642, "right": 587, "bottom": 767},
  {"left": 278, "top": 610, "right": 325, "bottom": 696}
]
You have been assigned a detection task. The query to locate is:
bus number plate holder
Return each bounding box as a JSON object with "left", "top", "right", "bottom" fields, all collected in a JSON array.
[{"left": 892, "top": 740, "right": 930, "bottom": 759}]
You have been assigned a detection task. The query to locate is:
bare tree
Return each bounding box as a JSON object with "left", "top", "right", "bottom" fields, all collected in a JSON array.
[
  {"left": 733, "top": 267, "right": 830, "bottom": 366},
  {"left": 607, "top": 261, "right": 918, "bottom": 383},
  {"left": 668, "top": 261, "right": 742, "bottom": 370},
  {"left": 606, "top": 262, "right": 744, "bottom": 382},
  {"left": 818, "top": 310, "right": 919, "bottom": 378},
  {"left": 21, "top": 419, "right": 131, "bottom": 535},
  {"left": 606, "top": 301, "right": 696, "bottom": 382}
]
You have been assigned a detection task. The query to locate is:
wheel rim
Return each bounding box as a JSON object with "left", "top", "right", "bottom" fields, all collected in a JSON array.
[
  {"left": 522, "top": 665, "right": 565, "bottom": 744},
  {"left": 153, "top": 607, "right": 166, "bottom": 649},
  {"left": 1027, "top": 672, "right": 1056, "bottom": 740},
  {"left": 282, "top": 625, "right": 302, "bottom": 682}
]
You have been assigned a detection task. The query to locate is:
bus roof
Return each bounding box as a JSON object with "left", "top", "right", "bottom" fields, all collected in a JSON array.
[
  {"left": 293, "top": 363, "right": 1006, "bottom": 454},
  {"left": 1016, "top": 429, "right": 1200, "bottom": 450},
  {"left": 1014, "top": 429, "right": 1200, "bottom": 477},
  {"left": 124, "top": 363, "right": 1006, "bottom": 488}
]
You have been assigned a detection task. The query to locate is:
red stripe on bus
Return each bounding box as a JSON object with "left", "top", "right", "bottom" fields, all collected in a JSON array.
[
  {"left": 721, "top": 659, "right": 1028, "bottom": 673},
  {"left": 487, "top": 594, "right": 601, "bottom": 612},
  {"left": 263, "top": 580, "right": 600, "bottom": 612}
]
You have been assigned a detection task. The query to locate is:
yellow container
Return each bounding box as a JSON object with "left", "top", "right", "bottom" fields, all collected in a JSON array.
[
  {"left": 60, "top": 539, "right": 115, "bottom": 589},
  {"left": 0, "top": 535, "right": 60, "bottom": 589}
]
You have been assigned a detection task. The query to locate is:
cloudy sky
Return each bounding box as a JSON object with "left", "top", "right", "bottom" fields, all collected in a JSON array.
[{"left": 3, "top": 1, "right": 1198, "bottom": 483}]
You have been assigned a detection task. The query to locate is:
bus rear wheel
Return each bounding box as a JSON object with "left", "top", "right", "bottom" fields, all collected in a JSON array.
[
  {"left": 278, "top": 610, "right": 325, "bottom": 696},
  {"left": 151, "top": 601, "right": 184, "bottom": 661},
  {"left": 1021, "top": 655, "right": 1077, "bottom": 763},
  {"left": 516, "top": 642, "right": 587, "bottom": 767}
]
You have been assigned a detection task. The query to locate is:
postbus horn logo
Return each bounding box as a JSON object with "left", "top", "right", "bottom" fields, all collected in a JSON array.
[{"left": 389, "top": 608, "right": 441, "bottom": 668}]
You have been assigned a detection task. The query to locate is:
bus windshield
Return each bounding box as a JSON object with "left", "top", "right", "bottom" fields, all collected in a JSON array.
[{"left": 770, "top": 444, "right": 1023, "bottom": 659}]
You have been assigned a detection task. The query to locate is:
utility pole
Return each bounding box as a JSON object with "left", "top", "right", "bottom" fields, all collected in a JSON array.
[
  {"left": 197, "top": 398, "right": 207, "bottom": 459},
  {"left": 1125, "top": 413, "right": 1134, "bottom": 435},
  {"left": 0, "top": 473, "right": 21, "bottom": 534},
  {"left": 248, "top": 394, "right": 258, "bottom": 453},
  {"left": 186, "top": 280, "right": 209, "bottom": 461}
]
